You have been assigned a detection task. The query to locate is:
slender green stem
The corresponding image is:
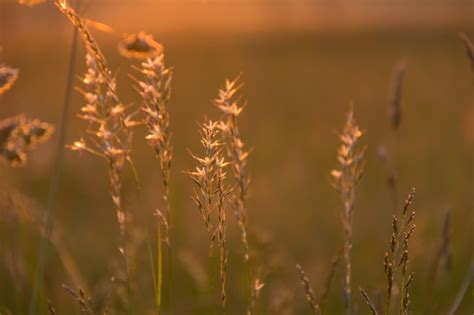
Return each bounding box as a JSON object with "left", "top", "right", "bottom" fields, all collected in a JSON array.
[{"left": 158, "top": 225, "right": 163, "bottom": 314}]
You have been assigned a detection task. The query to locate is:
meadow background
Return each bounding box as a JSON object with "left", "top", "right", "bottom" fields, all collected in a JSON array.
[{"left": 0, "top": 0, "right": 473, "bottom": 314}]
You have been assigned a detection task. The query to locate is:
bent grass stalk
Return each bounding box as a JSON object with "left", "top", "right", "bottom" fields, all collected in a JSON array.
[{"left": 56, "top": 0, "right": 140, "bottom": 311}]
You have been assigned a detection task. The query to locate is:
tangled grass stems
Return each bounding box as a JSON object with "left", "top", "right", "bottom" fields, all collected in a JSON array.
[{"left": 330, "top": 107, "right": 366, "bottom": 315}]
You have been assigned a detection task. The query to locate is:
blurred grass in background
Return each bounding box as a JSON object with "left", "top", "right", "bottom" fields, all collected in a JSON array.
[{"left": 0, "top": 0, "right": 473, "bottom": 313}]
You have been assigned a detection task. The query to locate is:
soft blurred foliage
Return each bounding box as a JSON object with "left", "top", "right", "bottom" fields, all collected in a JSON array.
[{"left": 0, "top": 0, "right": 473, "bottom": 314}]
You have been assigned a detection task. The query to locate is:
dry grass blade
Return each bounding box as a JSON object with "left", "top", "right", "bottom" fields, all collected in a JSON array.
[
  {"left": 359, "top": 287, "right": 379, "bottom": 315},
  {"left": 0, "top": 65, "right": 19, "bottom": 95},
  {"left": 330, "top": 107, "right": 366, "bottom": 315},
  {"left": 296, "top": 264, "right": 321, "bottom": 315}
]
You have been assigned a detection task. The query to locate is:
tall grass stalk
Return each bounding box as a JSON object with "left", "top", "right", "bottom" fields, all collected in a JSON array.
[
  {"left": 330, "top": 108, "right": 366, "bottom": 315},
  {"left": 215, "top": 77, "right": 255, "bottom": 313},
  {"left": 134, "top": 52, "right": 174, "bottom": 312},
  {"left": 56, "top": 0, "right": 140, "bottom": 312},
  {"left": 29, "top": 2, "right": 80, "bottom": 312},
  {"left": 186, "top": 120, "right": 232, "bottom": 313}
]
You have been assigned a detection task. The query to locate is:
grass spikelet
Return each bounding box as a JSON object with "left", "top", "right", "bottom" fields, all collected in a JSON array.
[
  {"left": 55, "top": 0, "right": 110, "bottom": 81},
  {"left": 118, "top": 32, "right": 164, "bottom": 60},
  {"left": 68, "top": 53, "right": 138, "bottom": 236},
  {"left": 388, "top": 61, "right": 406, "bottom": 130},
  {"left": 135, "top": 51, "right": 173, "bottom": 243},
  {"left": 296, "top": 264, "right": 321, "bottom": 315},
  {"left": 0, "top": 65, "right": 19, "bottom": 95},
  {"left": 330, "top": 107, "right": 366, "bottom": 315}
]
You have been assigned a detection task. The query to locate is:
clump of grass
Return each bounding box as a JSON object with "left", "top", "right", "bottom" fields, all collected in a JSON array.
[
  {"left": 186, "top": 119, "right": 232, "bottom": 313},
  {"left": 330, "top": 107, "right": 366, "bottom": 315},
  {"left": 0, "top": 115, "right": 54, "bottom": 167}
]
